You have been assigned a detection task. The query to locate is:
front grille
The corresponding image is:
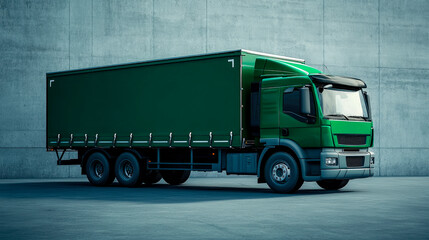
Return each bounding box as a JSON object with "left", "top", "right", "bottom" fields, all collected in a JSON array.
[
  {"left": 346, "top": 156, "right": 365, "bottom": 167},
  {"left": 337, "top": 134, "right": 367, "bottom": 145}
]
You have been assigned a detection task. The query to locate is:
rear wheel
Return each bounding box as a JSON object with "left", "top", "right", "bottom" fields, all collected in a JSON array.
[
  {"left": 265, "top": 152, "right": 303, "bottom": 193},
  {"left": 115, "top": 152, "right": 144, "bottom": 187},
  {"left": 160, "top": 170, "right": 191, "bottom": 185},
  {"left": 317, "top": 180, "right": 349, "bottom": 190},
  {"left": 86, "top": 152, "right": 115, "bottom": 186},
  {"left": 142, "top": 170, "right": 162, "bottom": 185}
]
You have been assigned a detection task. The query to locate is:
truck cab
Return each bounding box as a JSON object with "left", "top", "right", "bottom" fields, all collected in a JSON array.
[{"left": 254, "top": 59, "right": 375, "bottom": 192}]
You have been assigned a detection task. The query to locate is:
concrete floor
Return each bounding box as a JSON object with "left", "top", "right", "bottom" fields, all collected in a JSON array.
[{"left": 0, "top": 177, "right": 428, "bottom": 240}]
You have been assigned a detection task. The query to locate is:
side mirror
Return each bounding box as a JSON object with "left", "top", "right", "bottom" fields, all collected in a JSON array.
[{"left": 300, "top": 87, "right": 311, "bottom": 115}]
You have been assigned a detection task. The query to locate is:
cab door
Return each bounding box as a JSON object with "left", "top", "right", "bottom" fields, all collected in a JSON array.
[{"left": 279, "top": 85, "right": 321, "bottom": 148}]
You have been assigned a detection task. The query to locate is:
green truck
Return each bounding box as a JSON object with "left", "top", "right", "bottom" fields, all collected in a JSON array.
[{"left": 46, "top": 49, "right": 375, "bottom": 193}]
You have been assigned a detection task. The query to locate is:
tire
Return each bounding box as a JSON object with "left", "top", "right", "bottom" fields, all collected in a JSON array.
[
  {"left": 292, "top": 177, "right": 304, "bottom": 193},
  {"left": 160, "top": 170, "right": 191, "bottom": 185},
  {"left": 115, "top": 152, "right": 144, "bottom": 187},
  {"left": 86, "top": 152, "right": 115, "bottom": 186},
  {"left": 142, "top": 170, "right": 162, "bottom": 185},
  {"left": 317, "top": 180, "right": 349, "bottom": 190},
  {"left": 264, "top": 152, "right": 303, "bottom": 193}
]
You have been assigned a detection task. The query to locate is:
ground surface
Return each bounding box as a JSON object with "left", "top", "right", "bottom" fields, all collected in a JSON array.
[{"left": 0, "top": 177, "right": 428, "bottom": 240}]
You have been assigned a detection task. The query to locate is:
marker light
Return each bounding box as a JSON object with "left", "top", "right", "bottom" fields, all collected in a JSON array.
[{"left": 325, "top": 157, "right": 338, "bottom": 166}]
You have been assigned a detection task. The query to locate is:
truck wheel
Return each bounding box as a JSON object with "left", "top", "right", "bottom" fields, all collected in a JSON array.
[
  {"left": 142, "top": 170, "right": 162, "bottom": 185},
  {"left": 265, "top": 152, "right": 303, "bottom": 193},
  {"left": 115, "top": 152, "right": 144, "bottom": 187},
  {"left": 86, "top": 152, "right": 115, "bottom": 186},
  {"left": 317, "top": 180, "right": 349, "bottom": 190},
  {"left": 160, "top": 170, "right": 191, "bottom": 185}
]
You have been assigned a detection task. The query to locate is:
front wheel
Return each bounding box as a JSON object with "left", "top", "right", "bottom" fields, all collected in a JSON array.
[
  {"left": 317, "top": 180, "right": 349, "bottom": 190},
  {"left": 265, "top": 152, "right": 303, "bottom": 193},
  {"left": 160, "top": 170, "right": 191, "bottom": 185}
]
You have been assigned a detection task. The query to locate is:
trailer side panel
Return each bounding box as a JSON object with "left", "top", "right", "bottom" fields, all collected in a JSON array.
[{"left": 47, "top": 55, "right": 241, "bottom": 148}]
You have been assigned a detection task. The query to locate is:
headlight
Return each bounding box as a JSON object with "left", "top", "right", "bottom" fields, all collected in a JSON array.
[
  {"left": 325, "top": 157, "right": 338, "bottom": 166},
  {"left": 370, "top": 157, "right": 375, "bottom": 165}
]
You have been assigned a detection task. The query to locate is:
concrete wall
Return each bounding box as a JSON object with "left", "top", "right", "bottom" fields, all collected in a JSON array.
[{"left": 0, "top": 0, "right": 428, "bottom": 178}]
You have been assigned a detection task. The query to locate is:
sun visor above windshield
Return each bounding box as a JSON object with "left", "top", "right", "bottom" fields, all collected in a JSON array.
[{"left": 309, "top": 74, "right": 367, "bottom": 88}]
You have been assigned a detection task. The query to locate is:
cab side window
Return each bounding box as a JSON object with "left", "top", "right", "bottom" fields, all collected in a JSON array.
[
  {"left": 283, "top": 87, "right": 316, "bottom": 123},
  {"left": 283, "top": 89, "right": 300, "bottom": 114}
]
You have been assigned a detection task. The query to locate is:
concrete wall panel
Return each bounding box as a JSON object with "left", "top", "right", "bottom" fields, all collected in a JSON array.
[
  {"left": 70, "top": 0, "right": 92, "bottom": 69},
  {"left": 0, "top": 1, "right": 69, "bottom": 55},
  {"left": 324, "top": 0, "right": 379, "bottom": 67},
  {"left": 0, "top": 148, "right": 74, "bottom": 178},
  {"left": 379, "top": 68, "right": 429, "bottom": 148},
  {"left": 207, "top": 0, "right": 324, "bottom": 65},
  {"left": 92, "top": 0, "right": 153, "bottom": 60},
  {"left": 379, "top": 0, "right": 429, "bottom": 68},
  {"left": 0, "top": 1, "right": 69, "bottom": 152},
  {"left": 0, "top": 130, "right": 44, "bottom": 148},
  {"left": 380, "top": 149, "right": 429, "bottom": 176},
  {"left": 0, "top": 0, "right": 428, "bottom": 178},
  {"left": 153, "top": 0, "right": 206, "bottom": 58}
]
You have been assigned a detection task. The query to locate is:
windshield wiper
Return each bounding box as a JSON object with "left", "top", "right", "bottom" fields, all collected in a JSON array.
[{"left": 325, "top": 114, "right": 349, "bottom": 120}]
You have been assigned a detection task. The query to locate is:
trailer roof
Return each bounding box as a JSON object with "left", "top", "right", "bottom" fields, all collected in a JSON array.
[{"left": 47, "top": 49, "right": 305, "bottom": 77}]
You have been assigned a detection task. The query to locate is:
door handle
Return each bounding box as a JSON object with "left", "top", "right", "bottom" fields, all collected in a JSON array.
[{"left": 282, "top": 128, "right": 289, "bottom": 137}]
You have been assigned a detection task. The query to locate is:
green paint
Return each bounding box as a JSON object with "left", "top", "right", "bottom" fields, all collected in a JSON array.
[
  {"left": 330, "top": 120, "right": 373, "bottom": 148},
  {"left": 47, "top": 49, "right": 373, "bottom": 153},
  {"left": 321, "top": 125, "right": 334, "bottom": 147},
  {"left": 48, "top": 53, "right": 242, "bottom": 148}
]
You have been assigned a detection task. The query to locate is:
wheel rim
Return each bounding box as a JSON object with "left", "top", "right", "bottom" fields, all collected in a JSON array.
[
  {"left": 272, "top": 162, "right": 290, "bottom": 183},
  {"left": 94, "top": 161, "right": 104, "bottom": 178},
  {"left": 122, "top": 160, "right": 133, "bottom": 178}
]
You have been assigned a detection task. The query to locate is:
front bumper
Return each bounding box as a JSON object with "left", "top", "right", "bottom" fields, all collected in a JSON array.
[{"left": 320, "top": 148, "right": 375, "bottom": 180}]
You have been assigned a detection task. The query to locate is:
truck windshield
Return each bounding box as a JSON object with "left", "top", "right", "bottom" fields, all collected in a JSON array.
[{"left": 318, "top": 88, "right": 368, "bottom": 120}]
